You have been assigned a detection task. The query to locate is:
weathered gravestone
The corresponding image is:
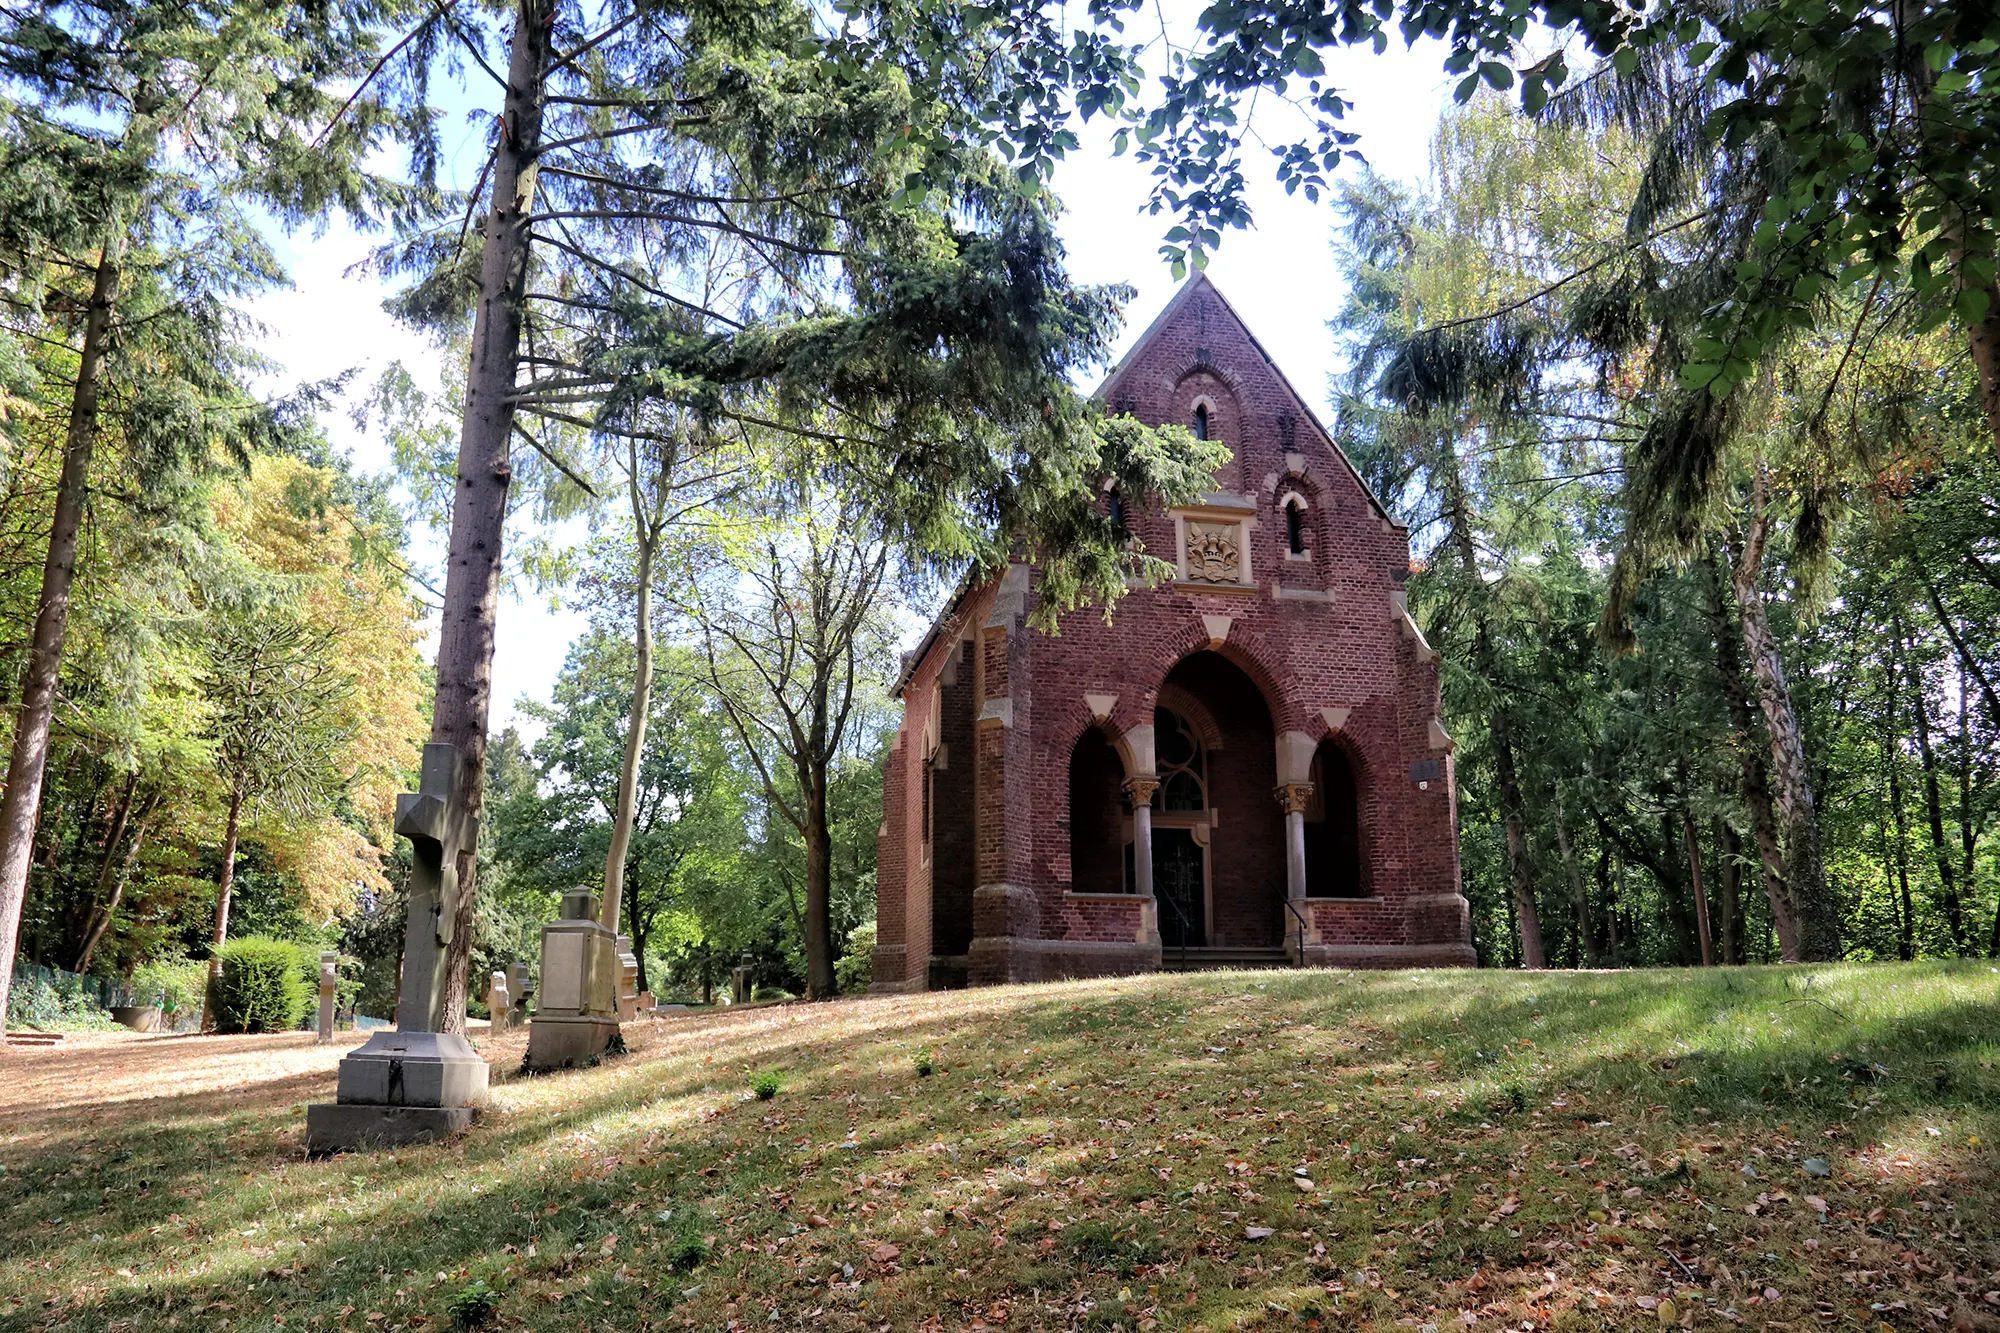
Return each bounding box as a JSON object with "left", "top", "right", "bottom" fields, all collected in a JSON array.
[
  {"left": 486, "top": 969, "right": 510, "bottom": 1029},
  {"left": 506, "top": 961, "right": 532, "bottom": 1028},
  {"left": 525, "top": 886, "right": 621, "bottom": 1070},
  {"left": 306, "top": 743, "right": 490, "bottom": 1153}
]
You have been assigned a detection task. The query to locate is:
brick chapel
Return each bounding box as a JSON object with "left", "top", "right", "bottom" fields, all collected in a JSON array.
[{"left": 870, "top": 275, "right": 1475, "bottom": 990}]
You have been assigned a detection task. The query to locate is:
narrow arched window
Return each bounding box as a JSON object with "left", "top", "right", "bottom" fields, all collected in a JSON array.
[
  {"left": 1107, "top": 487, "right": 1126, "bottom": 528},
  {"left": 1192, "top": 404, "right": 1210, "bottom": 440},
  {"left": 1285, "top": 501, "right": 1305, "bottom": 555}
]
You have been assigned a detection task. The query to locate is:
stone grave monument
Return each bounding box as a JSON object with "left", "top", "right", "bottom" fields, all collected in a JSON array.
[
  {"left": 506, "top": 961, "right": 532, "bottom": 1027},
  {"left": 306, "top": 743, "right": 490, "bottom": 1152},
  {"left": 316, "top": 950, "right": 338, "bottom": 1043},
  {"left": 486, "top": 968, "right": 510, "bottom": 1030},
  {"left": 525, "top": 886, "right": 621, "bottom": 1070},
  {"left": 616, "top": 935, "right": 640, "bottom": 1022}
]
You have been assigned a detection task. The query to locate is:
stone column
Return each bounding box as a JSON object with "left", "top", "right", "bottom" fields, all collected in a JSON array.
[
  {"left": 1125, "top": 775, "right": 1161, "bottom": 948},
  {"left": 316, "top": 951, "right": 338, "bottom": 1044},
  {"left": 1275, "top": 782, "right": 1315, "bottom": 962}
]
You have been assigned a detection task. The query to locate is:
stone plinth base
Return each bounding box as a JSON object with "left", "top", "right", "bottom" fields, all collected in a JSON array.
[
  {"left": 306, "top": 1104, "right": 476, "bottom": 1155},
  {"left": 1301, "top": 941, "right": 1479, "bottom": 969},
  {"left": 334, "top": 1030, "right": 490, "bottom": 1108},
  {"left": 526, "top": 1013, "right": 621, "bottom": 1071},
  {"left": 968, "top": 936, "right": 1160, "bottom": 985}
]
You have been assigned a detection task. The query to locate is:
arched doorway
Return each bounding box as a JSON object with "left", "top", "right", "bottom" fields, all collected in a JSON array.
[
  {"left": 1151, "top": 652, "right": 1284, "bottom": 948},
  {"left": 1304, "top": 739, "right": 1365, "bottom": 898},
  {"left": 1067, "top": 726, "right": 1126, "bottom": 895}
]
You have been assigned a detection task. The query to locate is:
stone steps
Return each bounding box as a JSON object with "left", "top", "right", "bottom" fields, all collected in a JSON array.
[{"left": 1160, "top": 946, "right": 1293, "bottom": 972}]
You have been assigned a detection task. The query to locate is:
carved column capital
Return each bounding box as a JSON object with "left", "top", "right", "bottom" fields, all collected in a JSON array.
[
  {"left": 1124, "top": 774, "right": 1161, "bottom": 805},
  {"left": 1274, "top": 781, "right": 1315, "bottom": 816}
]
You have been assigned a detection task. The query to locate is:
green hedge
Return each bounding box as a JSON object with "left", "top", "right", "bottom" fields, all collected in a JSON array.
[
  {"left": 208, "top": 937, "right": 313, "bottom": 1033},
  {"left": 834, "top": 920, "right": 875, "bottom": 995}
]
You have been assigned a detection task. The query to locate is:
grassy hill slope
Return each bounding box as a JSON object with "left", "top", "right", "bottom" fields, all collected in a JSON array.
[{"left": 2, "top": 963, "right": 1997, "bottom": 1331}]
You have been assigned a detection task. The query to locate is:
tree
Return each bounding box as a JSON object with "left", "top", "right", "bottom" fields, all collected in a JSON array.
[
  {"left": 359, "top": 0, "right": 1223, "bottom": 1024},
  {"left": 679, "top": 492, "right": 896, "bottom": 996},
  {"left": 0, "top": 0, "right": 409, "bottom": 1023}
]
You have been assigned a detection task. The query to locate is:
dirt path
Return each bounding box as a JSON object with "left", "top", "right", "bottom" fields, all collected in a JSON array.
[{"left": 0, "top": 1023, "right": 524, "bottom": 1154}]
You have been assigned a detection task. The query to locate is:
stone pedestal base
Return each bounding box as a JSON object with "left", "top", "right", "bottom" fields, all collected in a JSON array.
[
  {"left": 306, "top": 1104, "right": 476, "bottom": 1154},
  {"left": 526, "top": 1014, "right": 621, "bottom": 1070},
  {"left": 305, "top": 1029, "right": 489, "bottom": 1155}
]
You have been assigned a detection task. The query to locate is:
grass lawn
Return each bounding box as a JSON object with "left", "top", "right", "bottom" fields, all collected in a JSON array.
[{"left": 2, "top": 963, "right": 1997, "bottom": 1332}]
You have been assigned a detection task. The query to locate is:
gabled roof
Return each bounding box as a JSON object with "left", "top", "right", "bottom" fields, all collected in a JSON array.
[{"left": 1094, "top": 272, "right": 1399, "bottom": 527}]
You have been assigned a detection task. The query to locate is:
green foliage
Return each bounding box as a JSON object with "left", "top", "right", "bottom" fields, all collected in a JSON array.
[
  {"left": 913, "top": 1045, "right": 935, "bottom": 1078},
  {"left": 446, "top": 1279, "right": 500, "bottom": 1331},
  {"left": 130, "top": 956, "right": 208, "bottom": 1019},
  {"left": 749, "top": 1070, "right": 781, "bottom": 1100},
  {"left": 208, "top": 936, "right": 311, "bottom": 1034},
  {"left": 6, "top": 972, "right": 118, "bottom": 1031},
  {"left": 835, "top": 920, "right": 876, "bottom": 995}
]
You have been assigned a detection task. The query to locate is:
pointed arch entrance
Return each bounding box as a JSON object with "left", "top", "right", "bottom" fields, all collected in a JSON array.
[
  {"left": 1145, "top": 652, "right": 1286, "bottom": 948},
  {"left": 1304, "top": 738, "right": 1366, "bottom": 898}
]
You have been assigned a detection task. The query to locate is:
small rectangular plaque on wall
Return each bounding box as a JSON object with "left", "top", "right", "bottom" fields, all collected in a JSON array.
[{"left": 1408, "top": 759, "right": 1443, "bottom": 783}]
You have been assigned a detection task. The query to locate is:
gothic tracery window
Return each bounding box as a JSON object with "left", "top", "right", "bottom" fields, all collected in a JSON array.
[{"left": 1153, "top": 707, "right": 1206, "bottom": 812}]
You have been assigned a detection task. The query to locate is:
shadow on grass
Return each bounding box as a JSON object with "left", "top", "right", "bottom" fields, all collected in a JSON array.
[{"left": 3, "top": 963, "right": 1995, "bottom": 1332}]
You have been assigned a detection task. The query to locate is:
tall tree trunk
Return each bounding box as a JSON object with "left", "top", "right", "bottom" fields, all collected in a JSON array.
[
  {"left": 1552, "top": 788, "right": 1599, "bottom": 967},
  {"left": 1957, "top": 668, "right": 1979, "bottom": 948},
  {"left": 1702, "top": 552, "right": 1801, "bottom": 959},
  {"left": 1898, "top": 615, "right": 1969, "bottom": 953},
  {"left": 1491, "top": 718, "right": 1545, "bottom": 969},
  {"left": 1921, "top": 576, "right": 2000, "bottom": 727},
  {"left": 434, "top": 0, "right": 555, "bottom": 1034},
  {"left": 0, "top": 248, "right": 122, "bottom": 1027},
  {"left": 1657, "top": 811, "right": 1697, "bottom": 963},
  {"left": 804, "top": 770, "right": 835, "bottom": 996},
  {"left": 199, "top": 784, "right": 246, "bottom": 1028},
  {"left": 70, "top": 774, "right": 135, "bottom": 965},
  {"left": 1728, "top": 488, "right": 1838, "bottom": 960},
  {"left": 75, "top": 792, "right": 155, "bottom": 973},
  {"left": 1682, "top": 807, "right": 1715, "bottom": 966},
  {"left": 1965, "top": 287, "right": 2000, "bottom": 469},
  {"left": 1717, "top": 818, "right": 1743, "bottom": 964},
  {"left": 1885, "top": 710, "right": 1918, "bottom": 961},
  {"left": 601, "top": 497, "right": 657, "bottom": 936}
]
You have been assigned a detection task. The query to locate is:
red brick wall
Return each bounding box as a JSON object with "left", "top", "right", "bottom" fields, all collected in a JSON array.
[{"left": 879, "top": 275, "right": 1471, "bottom": 985}]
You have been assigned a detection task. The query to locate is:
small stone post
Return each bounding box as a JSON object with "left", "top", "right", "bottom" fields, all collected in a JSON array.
[
  {"left": 486, "top": 969, "right": 510, "bottom": 1030},
  {"left": 317, "top": 951, "right": 338, "bottom": 1044}
]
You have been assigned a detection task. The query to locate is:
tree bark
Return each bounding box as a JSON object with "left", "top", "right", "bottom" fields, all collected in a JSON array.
[
  {"left": 1552, "top": 788, "right": 1599, "bottom": 967},
  {"left": 1490, "top": 719, "right": 1544, "bottom": 969},
  {"left": 434, "top": 0, "right": 555, "bottom": 1034},
  {"left": 1701, "top": 552, "right": 1801, "bottom": 959},
  {"left": 804, "top": 772, "right": 835, "bottom": 996},
  {"left": 1957, "top": 667, "right": 1979, "bottom": 952},
  {"left": 199, "top": 783, "right": 246, "bottom": 1028},
  {"left": 1682, "top": 807, "right": 1715, "bottom": 966},
  {"left": 1882, "top": 678, "right": 1919, "bottom": 961},
  {"left": 602, "top": 466, "right": 659, "bottom": 937},
  {"left": 1728, "top": 486, "right": 1838, "bottom": 960},
  {"left": 1965, "top": 287, "right": 2000, "bottom": 470},
  {"left": 75, "top": 792, "right": 155, "bottom": 973},
  {"left": 1717, "top": 818, "right": 1743, "bottom": 964},
  {"left": 0, "top": 248, "right": 122, "bottom": 1027},
  {"left": 1898, "top": 615, "right": 1968, "bottom": 953}
]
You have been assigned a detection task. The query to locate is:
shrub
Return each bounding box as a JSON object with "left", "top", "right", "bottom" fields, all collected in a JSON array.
[
  {"left": 750, "top": 1070, "right": 781, "bottom": 1100},
  {"left": 131, "top": 956, "right": 209, "bottom": 1021},
  {"left": 833, "top": 920, "right": 875, "bottom": 994},
  {"left": 664, "top": 1234, "right": 709, "bottom": 1272},
  {"left": 914, "top": 1045, "right": 935, "bottom": 1077},
  {"left": 7, "top": 972, "right": 118, "bottom": 1031},
  {"left": 208, "top": 937, "right": 312, "bottom": 1033}
]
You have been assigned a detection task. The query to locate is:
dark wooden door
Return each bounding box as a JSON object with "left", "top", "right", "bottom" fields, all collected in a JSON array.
[{"left": 1154, "top": 828, "right": 1206, "bottom": 948}]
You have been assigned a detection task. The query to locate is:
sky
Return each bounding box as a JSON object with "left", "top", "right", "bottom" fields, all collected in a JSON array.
[{"left": 248, "top": 31, "right": 1455, "bottom": 737}]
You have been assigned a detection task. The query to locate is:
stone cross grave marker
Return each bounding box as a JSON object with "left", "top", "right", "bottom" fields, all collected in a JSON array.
[
  {"left": 305, "top": 742, "right": 490, "bottom": 1153},
  {"left": 393, "top": 742, "right": 471, "bottom": 1032}
]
